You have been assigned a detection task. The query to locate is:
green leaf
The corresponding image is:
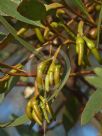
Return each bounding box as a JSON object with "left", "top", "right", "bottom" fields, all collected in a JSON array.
[
  {"left": 0, "top": 0, "right": 43, "bottom": 27},
  {"left": 0, "top": 122, "right": 13, "bottom": 128},
  {"left": 8, "top": 114, "right": 29, "bottom": 127},
  {"left": 6, "top": 76, "right": 20, "bottom": 94},
  {"left": 96, "top": 5, "right": 102, "bottom": 47},
  {"left": 18, "top": 0, "right": 46, "bottom": 21},
  {"left": 12, "top": 0, "right": 21, "bottom": 5},
  {"left": 63, "top": 114, "right": 74, "bottom": 133},
  {"left": 94, "top": 67, "right": 102, "bottom": 77},
  {"left": 0, "top": 15, "right": 43, "bottom": 60},
  {"left": 81, "top": 89, "right": 102, "bottom": 125},
  {"left": 0, "top": 10, "right": 7, "bottom": 16},
  {"left": 85, "top": 76, "right": 102, "bottom": 89},
  {"left": 0, "top": 114, "right": 29, "bottom": 128},
  {"left": 63, "top": 96, "right": 80, "bottom": 132},
  {"left": 83, "top": 67, "right": 102, "bottom": 125},
  {"left": 85, "top": 67, "right": 102, "bottom": 89},
  {"left": 64, "top": 0, "right": 90, "bottom": 18},
  {"left": 0, "top": 66, "right": 20, "bottom": 95}
]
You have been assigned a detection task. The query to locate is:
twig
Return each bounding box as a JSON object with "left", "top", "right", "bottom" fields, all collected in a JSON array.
[
  {"left": 0, "top": 62, "right": 25, "bottom": 73},
  {"left": 70, "top": 70, "right": 95, "bottom": 77},
  {"left": 63, "top": 1, "right": 96, "bottom": 26},
  {"left": 46, "top": 22, "right": 66, "bottom": 40},
  {"left": 0, "top": 69, "right": 36, "bottom": 78}
]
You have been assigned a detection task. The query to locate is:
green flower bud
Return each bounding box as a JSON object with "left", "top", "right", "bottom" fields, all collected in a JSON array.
[
  {"left": 50, "top": 22, "right": 58, "bottom": 28},
  {"left": 76, "top": 36, "right": 85, "bottom": 65},
  {"left": 40, "top": 101, "right": 50, "bottom": 123},
  {"left": 83, "top": 36, "right": 95, "bottom": 49},
  {"left": 34, "top": 28, "right": 44, "bottom": 43},
  {"left": 32, "top": 110, "right": 42, "bottom": 126},
  {"left": 45, "top": 74, "right": 50, "bottom": 92},
  {"left": 54, "top": 64, "right": 61, "bottom": 86}
]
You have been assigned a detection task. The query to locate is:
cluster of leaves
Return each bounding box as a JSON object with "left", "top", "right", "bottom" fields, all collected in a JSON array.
[{"left": 0, "top": 0, "right": 102, "bottom": 135}]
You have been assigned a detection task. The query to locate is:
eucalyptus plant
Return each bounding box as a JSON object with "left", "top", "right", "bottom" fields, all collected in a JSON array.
[{"left": 0, "top": 0, "right": 102, "bottom": 135}]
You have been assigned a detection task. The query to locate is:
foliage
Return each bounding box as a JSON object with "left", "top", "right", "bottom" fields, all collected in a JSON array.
[{"left": 81, "top": 67, "right": 102, "bottom": 125}]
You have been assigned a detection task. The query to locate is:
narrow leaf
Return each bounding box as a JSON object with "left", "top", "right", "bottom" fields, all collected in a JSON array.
[
  {"left": 8, "top": 114, "right": 29, "bottom": 127},
  {"left": 0, "top": 114, "right": 29, "bottom": 128},
  {"left": 96, "top": 5, "right": 102, "bottom": 47},
  {"left": 0, "top": 0, "right": 43, "bottom": 27},
  {"left": 6, "top": 76, "right": 20, "bottom": 95},
  {"left": 94, "top": 67, "right": 102, "bottom": 77},
  {"left": 81, "top": 89, "right": 102, "bottom": 125},
  {"left": 85, "top": 76, "right": 102, "bottom": 89},
  {"left": 0, "top": 15, "right": 43, "bottom": 60},
  {"left": 64, "top": 0, "right": 93, "bottom": 22},
  {"left": 17, "top": 0, "right": 46, "bottom": 21}
]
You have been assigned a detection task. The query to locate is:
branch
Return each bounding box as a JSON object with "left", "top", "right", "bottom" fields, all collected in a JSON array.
[
  {"left": 63, "top": 1, "right": 96, "bottom": 26},
  {"left": 0, "top": 69, "right": 36, "bottom": 78},
  {"left": 0, "top": 62, "right": 25, "bottom": 73},
  {"left": 70, "top": 70, "right": 95, "bottom": 77}
]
